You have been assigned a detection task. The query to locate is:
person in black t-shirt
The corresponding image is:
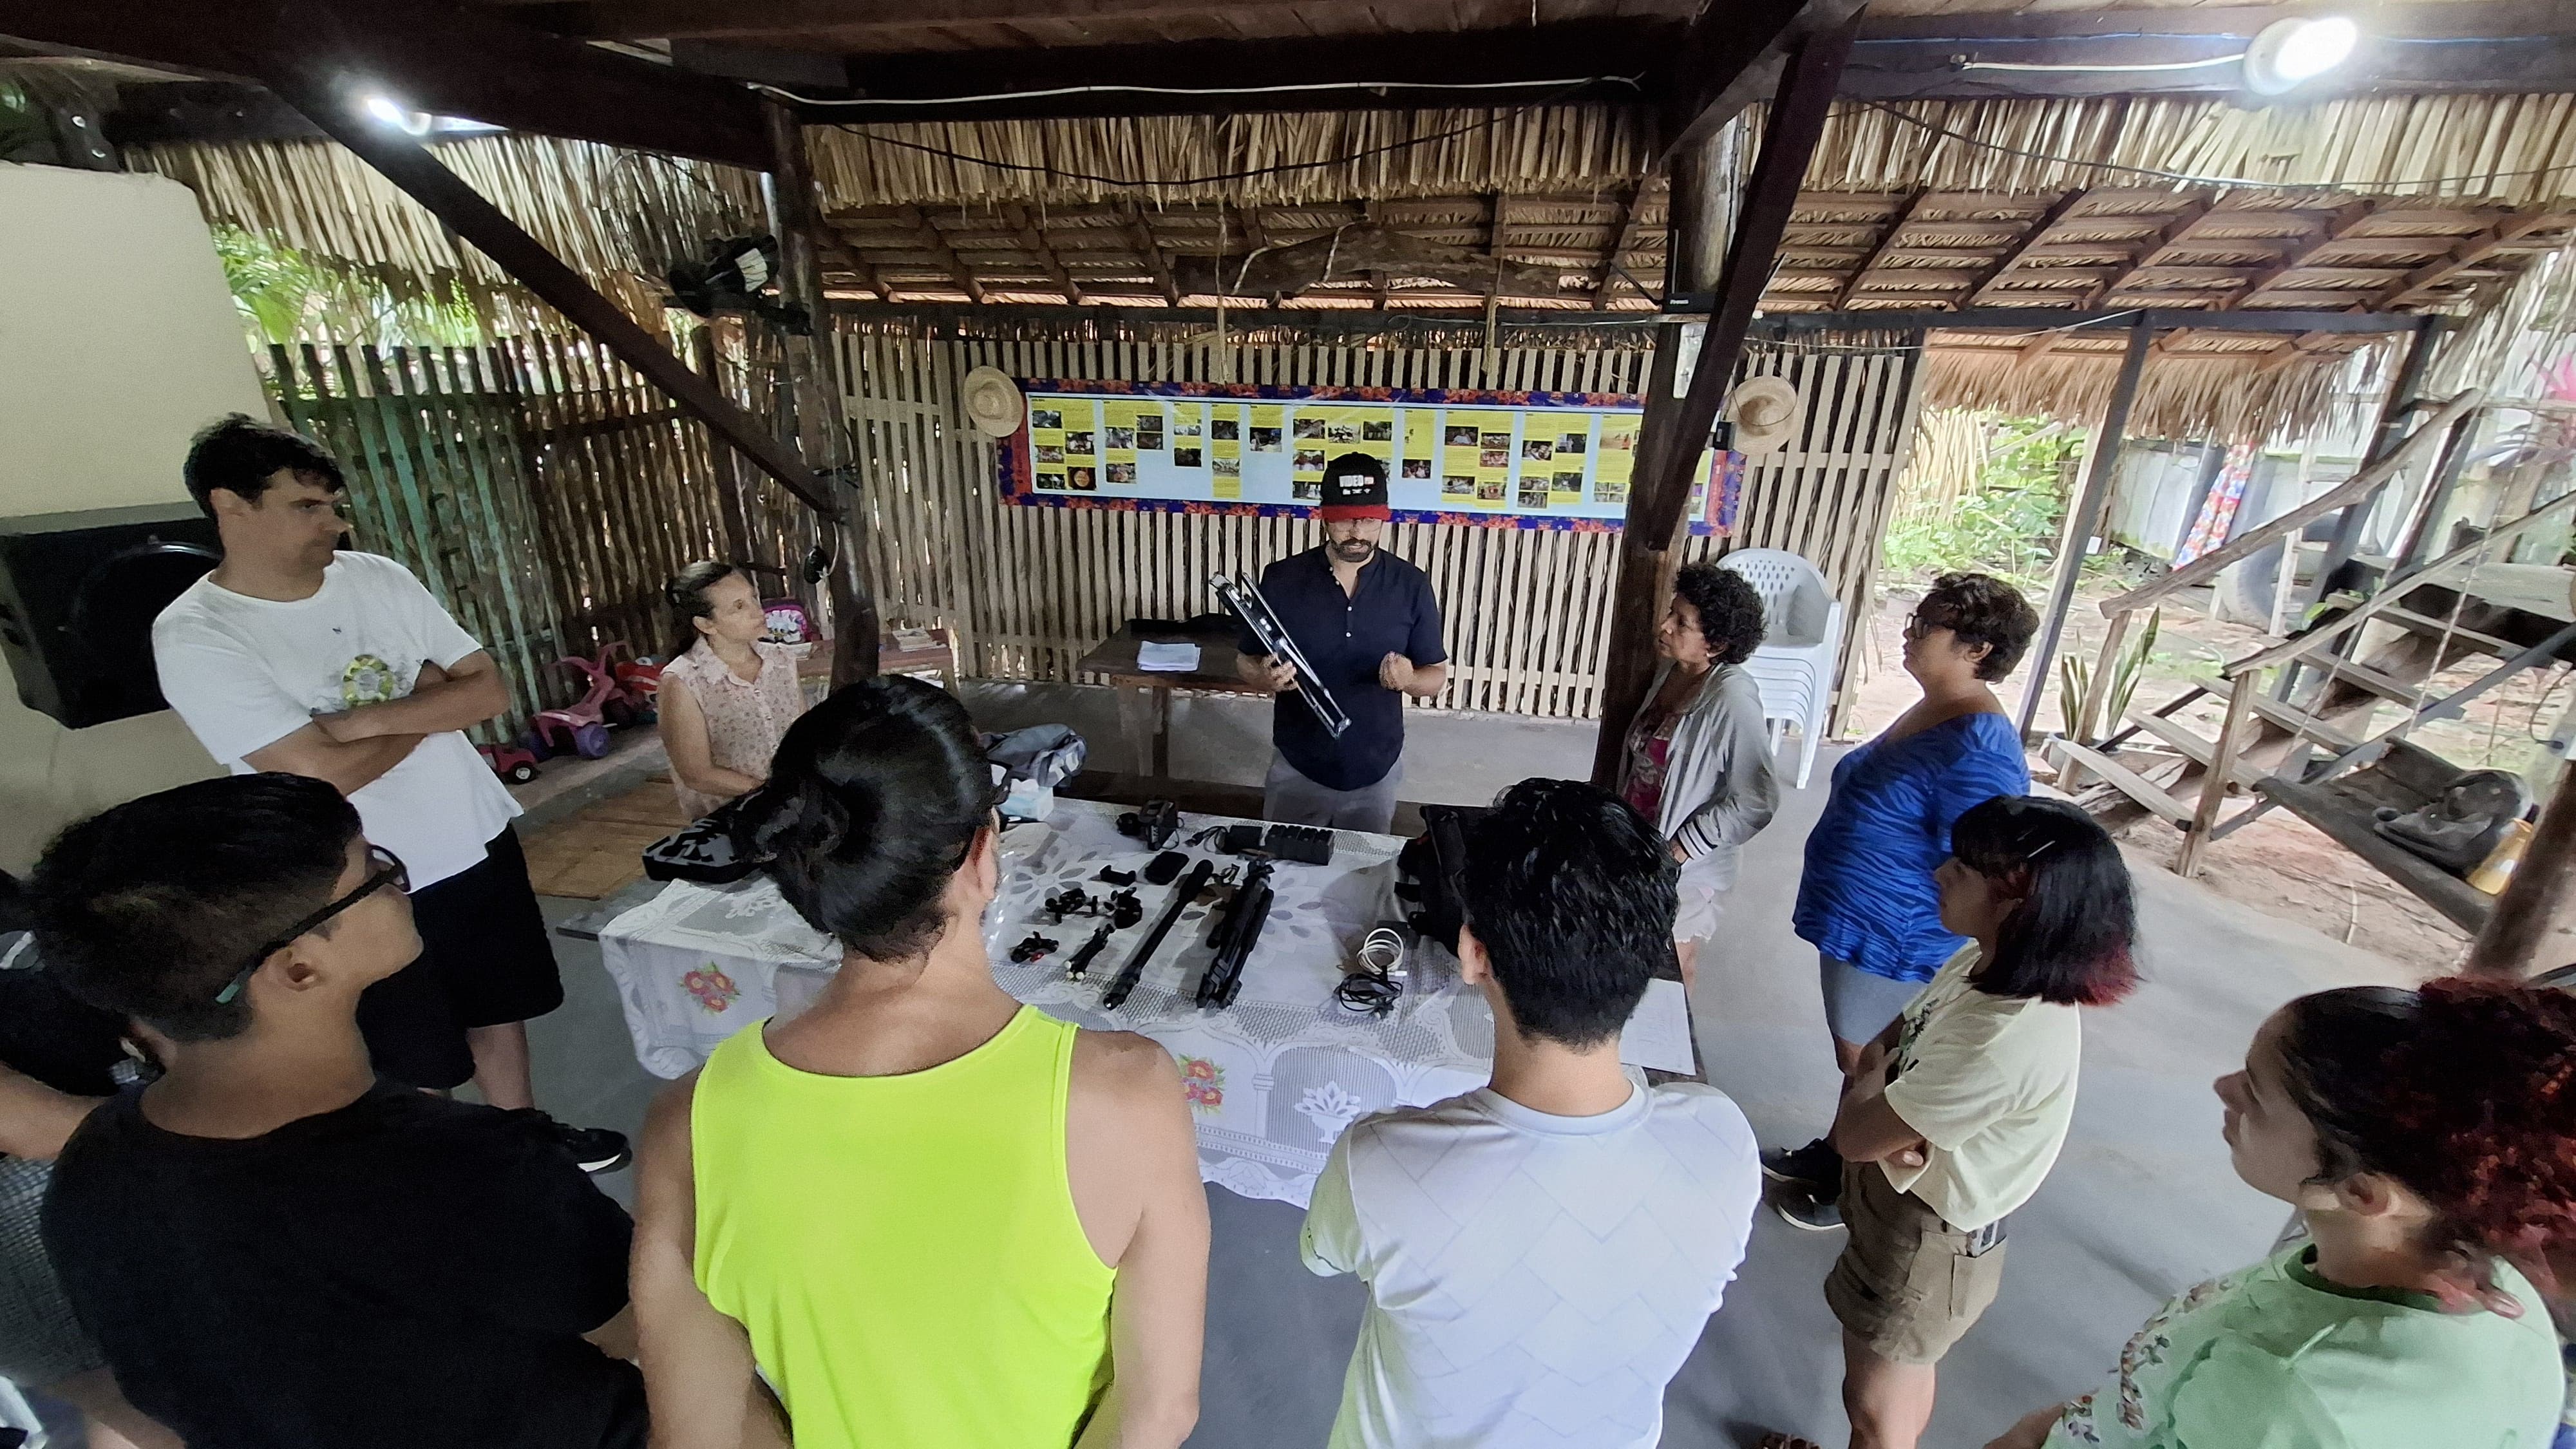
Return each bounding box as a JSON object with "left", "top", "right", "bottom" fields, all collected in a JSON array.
[
  {"left": 30, "top": 773, "right": 645, "bottom": 1449},
  {"left": 1233, "top": 453, "right": 1448, "bottom": 833}
]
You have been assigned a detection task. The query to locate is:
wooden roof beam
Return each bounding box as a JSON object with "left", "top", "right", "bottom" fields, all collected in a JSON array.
[
  {"left": 682, "top": 18, "right": 1669, "bottom": 119},
  {"left": 1658, "top": 0, "right": 1870, "bottom": 163},
  {"left": 1832, "top": 187, "right": 1927, "bottom": 310},
  {"left": 1965, "top": 191, "right": 2083, "bottom": 305},
  {"left": 1003, "top": 204, "right": 1084, "bottom": 305},
  {"left": 1593, "top": 184, "right": 1650, "bottom": 311},
  {"left": 3, "top": 0, "right": 770, "bottom": 167},
  {"left": 2211, "top": 199, "right": 2371, "bottom": 310},
  {"left": 897, "top": 205, "right": 985, "bottom": 304},
  {"left": 1119, "top": 202, "right": 1180, "bottom": 307},
  {"left": 2090, "top": 198, "right": 2213, "bottom": 306},
  {"left": 2382, "top": 212, "right": 2564, "bottom": 306}
]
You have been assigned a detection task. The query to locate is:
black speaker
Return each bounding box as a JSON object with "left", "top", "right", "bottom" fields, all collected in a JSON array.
[{"left": 0, "top": 504, "right": 221, "bottom": 728}]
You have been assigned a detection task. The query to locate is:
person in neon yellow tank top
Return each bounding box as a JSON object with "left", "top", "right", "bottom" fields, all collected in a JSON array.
[{"left": 629, "top": 678, "right": 1209, "bottom": 1449}]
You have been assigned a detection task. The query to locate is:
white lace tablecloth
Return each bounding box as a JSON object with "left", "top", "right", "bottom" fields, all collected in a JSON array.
[{"left": 596, "top": 797, "right": 1693, "bottom": 1207}]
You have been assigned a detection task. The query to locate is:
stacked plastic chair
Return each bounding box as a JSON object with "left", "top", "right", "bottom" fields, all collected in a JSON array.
[{"left": 1714, "top": 548, "right": 1842, "bottom": 790}]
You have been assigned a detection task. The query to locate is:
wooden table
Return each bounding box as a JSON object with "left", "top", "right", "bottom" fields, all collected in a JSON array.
[{"left": 1075, "top": 624, "right": 1264, "bottom": 777}]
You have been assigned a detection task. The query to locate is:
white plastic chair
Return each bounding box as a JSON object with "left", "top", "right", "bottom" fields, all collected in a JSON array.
[{"left": 1715, "top": 547, "right": 1843, "bottom": 790}]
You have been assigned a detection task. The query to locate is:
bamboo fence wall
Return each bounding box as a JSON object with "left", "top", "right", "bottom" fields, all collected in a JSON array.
[
  {"left": 261, "top": 328, "right": 818, "bottom": 739},
  {"left": 831, "top": 323, "right": 1927, "bottom": 724}
]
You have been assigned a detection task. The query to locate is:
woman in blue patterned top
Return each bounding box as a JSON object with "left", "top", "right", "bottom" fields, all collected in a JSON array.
[{"left": 1763, "top": 572, "right": 2038, "bottom": 1228}]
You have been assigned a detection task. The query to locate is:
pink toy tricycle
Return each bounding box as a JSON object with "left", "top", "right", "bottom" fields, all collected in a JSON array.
[{"left": 534, "top": 643, "right": 652, "bottom": 760}]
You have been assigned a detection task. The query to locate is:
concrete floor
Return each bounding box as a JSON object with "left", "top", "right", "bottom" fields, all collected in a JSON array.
[{"left": 526, "top": 711, "right": 2412, "bottom": 1449}]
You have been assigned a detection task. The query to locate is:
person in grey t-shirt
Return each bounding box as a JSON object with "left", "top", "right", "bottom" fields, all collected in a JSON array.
[{"left": 1300, "top": 779, "right": 1761, "bottom": 1449}]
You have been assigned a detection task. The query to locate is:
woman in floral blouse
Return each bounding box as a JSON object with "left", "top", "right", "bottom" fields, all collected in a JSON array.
[
  {"left": 655, "top": 562, "right": 810, "bottom": 820},
  {"left": 1987, "top": 979, "right": 2575, "bottom": 1449}
]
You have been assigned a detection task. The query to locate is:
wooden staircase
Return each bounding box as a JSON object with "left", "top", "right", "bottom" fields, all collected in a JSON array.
[{"left": 2049, "top": 388, "right": 2576, "bottom": 923}]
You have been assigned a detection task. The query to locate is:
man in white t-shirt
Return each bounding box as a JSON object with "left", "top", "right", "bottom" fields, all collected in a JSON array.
[
  {"left": 1300, "top": 779, "right": 1761, "bottom": 1449},
  {"left": 150, "top": 415, "right": 625, "bottom": 1171}
]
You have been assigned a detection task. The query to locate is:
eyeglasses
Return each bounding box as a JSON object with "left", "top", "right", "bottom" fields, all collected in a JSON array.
[{"left": 215, "top": 846, "right": 410, "bottom": 1005}]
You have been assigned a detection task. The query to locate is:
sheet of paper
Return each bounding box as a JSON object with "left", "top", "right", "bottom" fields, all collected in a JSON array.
[
  {"left": 1618, "top": 978, "right": 1696, "bottom": 1074},
  {"left": 1136, "top": 641, "right": 1202, "bottom": 673}
]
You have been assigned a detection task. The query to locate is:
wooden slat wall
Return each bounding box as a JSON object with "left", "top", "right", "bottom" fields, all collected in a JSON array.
[
  {"left": 832, "top": 325, "right": 1927, "bottom": 726},
  {"left": 262, "top": 330, "right": 822, "bottom": 739}
]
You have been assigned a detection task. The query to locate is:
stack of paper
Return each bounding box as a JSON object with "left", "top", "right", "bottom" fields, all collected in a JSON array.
[{"left": 1137, "top": 641, "right": 1203, "bottom": 673}]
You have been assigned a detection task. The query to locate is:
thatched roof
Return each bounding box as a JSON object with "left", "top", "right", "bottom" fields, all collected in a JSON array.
[{"left": 117, "top": 88, "right": 2576, "bottom": 439}]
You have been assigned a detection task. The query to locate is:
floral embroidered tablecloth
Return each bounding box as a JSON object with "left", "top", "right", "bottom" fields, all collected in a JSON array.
[{"left": 596, "top": 797, "right": 1687, "bottom": 1208}]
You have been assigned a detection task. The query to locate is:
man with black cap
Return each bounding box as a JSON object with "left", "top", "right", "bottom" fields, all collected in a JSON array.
[{"left": 1235, "top": 452, "right": 1447, "bottom": 833}]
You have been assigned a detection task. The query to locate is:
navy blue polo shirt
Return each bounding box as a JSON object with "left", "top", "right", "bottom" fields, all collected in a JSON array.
[{"left": 1238, "top": 546, "right": 1447, "bottom": 791}]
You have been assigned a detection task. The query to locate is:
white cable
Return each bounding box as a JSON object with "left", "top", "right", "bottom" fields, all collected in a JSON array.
[
  {"left": 756, "top": 77, "right": 1638, "bottom": 109},
  {"left": 1960, "top": 53, "right": 2247, "bottom": 73},
  {"left": 1358, "top": 927, "right": 1406, "bottom": 976}
]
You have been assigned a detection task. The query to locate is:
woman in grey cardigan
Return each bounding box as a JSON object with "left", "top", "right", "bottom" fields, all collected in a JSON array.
[{"left": 1616, "top": 560, "right": 1781, "bottom": 983}]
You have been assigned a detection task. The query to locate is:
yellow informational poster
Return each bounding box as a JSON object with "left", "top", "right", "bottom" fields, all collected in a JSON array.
[
  {"left": 1010, "top": 385, "right": 1700, "bottom": 529},
  {"left": 1401, "top": 410, "right": 1438, "bottom": 485},
  {"left": 1440, "top": 410, "right": 1518, "bottom": 510},
  {"left": 1290, "top": 404, "right": 1396, "bottom": 502},
  {"left": 1545, "top": 414, "right": 1593, "bottom": 507},
  {"left": 1208, "top": 405, "right": 1243, "bottom": 497},
  {"left": 1101, "top": 399, "right": 1159, "bottom": 484},
  {"left": 1249, "top": 404, "right": 1286, "bottom": 459},
  {"left": 1167, "top": 403, "right": 1205, "bottom": 474},
  {"left": 1043, "top": 397, "right": 1101, "bottom": 492},
  {"left": 1593, "top": 417, "right": 1639, "bottom": 506}
]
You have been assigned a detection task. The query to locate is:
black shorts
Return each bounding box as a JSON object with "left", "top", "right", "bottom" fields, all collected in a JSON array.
[{"left": 354, "top": 827, "right": 565, "bottom": 1090}]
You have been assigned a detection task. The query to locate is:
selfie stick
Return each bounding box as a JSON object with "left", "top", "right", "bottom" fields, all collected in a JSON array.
[
  {"left": 1211, "top": 572, "right": 1351, "bottom": 739},
  {"left": 1101, "top": 858, "right": 1215, "bottom": 1010}
]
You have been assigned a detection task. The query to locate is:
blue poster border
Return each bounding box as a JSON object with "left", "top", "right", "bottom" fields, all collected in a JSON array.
[{"left": 994, "top": 378, "right": 1736, "bottom": 535}]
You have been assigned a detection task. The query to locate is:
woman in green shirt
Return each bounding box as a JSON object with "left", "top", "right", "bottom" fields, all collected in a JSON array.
[{"left": 1989, "top": 979, "right": 2576, "bottom": 1449}]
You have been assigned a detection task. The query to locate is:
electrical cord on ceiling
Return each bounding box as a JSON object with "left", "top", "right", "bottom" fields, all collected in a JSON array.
[
  {"left": 762, "top": 76, "right": 1640, "bottom": 108},
  {"left": 822, "top": 75, "right": 1621, "bottom": 189},
  {"left": 1851, "top": 99, "right": 2576, "bottom": 189}
]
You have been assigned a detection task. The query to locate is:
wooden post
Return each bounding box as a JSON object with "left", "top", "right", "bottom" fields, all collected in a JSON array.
[
  {"left": 1590, "top": 19, "right": 1857, "bottom": 786},
  {"left": 2466, "top": 763, "right": 2576, "bottom": 980},
  {"left": 689, "top": 324, "right": 757, "bottom": 569},
  {"left": 2016, "top": 316, "right": 2152, "bottom": 736},
  {"left": 762, "top": 100, "right": 882, "bottom": 684},
  {"left": 2177, "top": 670, "right": 2256, "bottom": 877}
]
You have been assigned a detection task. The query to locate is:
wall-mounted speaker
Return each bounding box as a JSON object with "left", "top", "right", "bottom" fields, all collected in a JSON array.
[{"left": 0, "top": 505, "right": 220, "bottom": 728}]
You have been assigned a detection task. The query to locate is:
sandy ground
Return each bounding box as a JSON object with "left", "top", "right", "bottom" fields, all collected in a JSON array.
[{"left": 1835, "top": 580, "right": 2553, "bottom": 980}]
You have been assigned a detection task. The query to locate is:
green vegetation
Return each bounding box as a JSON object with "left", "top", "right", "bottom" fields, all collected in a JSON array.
[
  {"left": 213, "top": 225, "right": 484, "bottom": 349},
  {"left": 2059, "top": 608, "right": 2161, "bottom": 742},
  {"left": 1882, "top": 417, "right": 2091, "bottom": 592}
]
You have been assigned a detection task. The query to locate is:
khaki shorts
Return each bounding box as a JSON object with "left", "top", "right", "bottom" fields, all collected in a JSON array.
[{"left": 1823, "top": 1159, "right": 2007, "bottom": 1365}]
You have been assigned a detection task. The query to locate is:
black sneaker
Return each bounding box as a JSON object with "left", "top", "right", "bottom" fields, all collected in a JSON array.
[
  {"left": 549, "top": 1121, "right": 633, "bottom": 1175},
  {"left": 1760, "top": 1137, "right": 1842, "bottom": 1190},
  {"left": 1772, "top": 1181, "right": 1846, "bottom": 1233}
]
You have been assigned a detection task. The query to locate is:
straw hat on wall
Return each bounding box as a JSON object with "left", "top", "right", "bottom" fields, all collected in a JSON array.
[
  {"left": 961, "top": 366, "right": 1026, "bottom": 438},
  {"left": 1725, "top": 376, "right": 1802, "bottom": 455}
]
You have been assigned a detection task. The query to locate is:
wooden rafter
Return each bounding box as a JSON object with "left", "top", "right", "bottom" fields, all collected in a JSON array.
[
  {"left": 6, "top": 0, "right": 772, "bottom": 166},
  {"left": 2211, "top": 199, "right": 2371, "bottom": 310},
  {"left": 2092, "top": 197, "right": 2213, "bottom": 305},
  {"left": 1833, "top": 187, "right": 1926, "bottom": 310},
  {"left": 815, "top": 227, "right": 889, "bottom": 299},
  {"left": 1119, "top": 201, "right": 1180, "bottom": 306},
  {"left": 897, "top": 205, "right": 984, "bottom": 303},
  {"left": 1593, "top": 184, "right": 1649, "bottom": 311},
  {"left": 1003, "top": 203, "right": 1084, "bottom": 304},
  {"left": 2382, "top": 211, "right": 2561, "bottom": 306},
  {"left": 1965, "top": 190, "right": 2081, "bottom": 305}
]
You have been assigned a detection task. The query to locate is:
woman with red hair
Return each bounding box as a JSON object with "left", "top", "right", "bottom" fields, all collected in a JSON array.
[
  {"left": 1763, "top": 795, "right": 2139, "bottom": 1449},
  {"left": 1986, "top": 979, "right": 2576, "bottom": 1449}
]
